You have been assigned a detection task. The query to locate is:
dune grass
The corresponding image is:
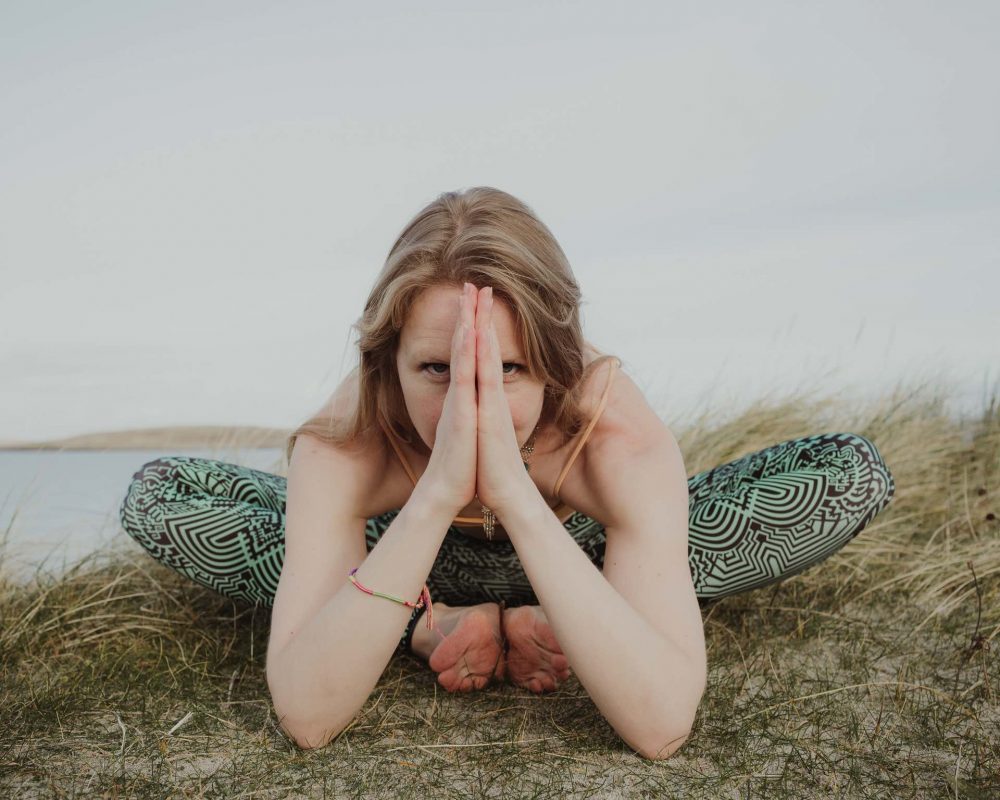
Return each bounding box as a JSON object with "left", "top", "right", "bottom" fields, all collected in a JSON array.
[{"left": 1, "top": 380, "right": 997, "bottom": 798}]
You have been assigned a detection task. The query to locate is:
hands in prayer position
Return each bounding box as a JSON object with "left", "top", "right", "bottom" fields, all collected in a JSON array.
[{"left": 413, "top": 283, "right": 567, "bottom": 692}]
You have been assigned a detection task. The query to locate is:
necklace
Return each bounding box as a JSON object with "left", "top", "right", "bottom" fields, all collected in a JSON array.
[{"left": 481, "top": 424, "right": 540, "bottom": 540}]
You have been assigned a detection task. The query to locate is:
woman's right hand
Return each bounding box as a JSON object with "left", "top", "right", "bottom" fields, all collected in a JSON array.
[{"left": 417, "top": 282, "right": 479, "bottom": 516}]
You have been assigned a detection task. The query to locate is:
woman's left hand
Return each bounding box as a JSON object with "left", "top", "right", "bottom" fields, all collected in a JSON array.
[{"left": 474, "top": 286, "right": 537, "bottom": 517}]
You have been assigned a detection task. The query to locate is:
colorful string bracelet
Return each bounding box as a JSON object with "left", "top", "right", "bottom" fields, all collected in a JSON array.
[{"left": 348, "top": 567, "right": 436, "bottom": 634}]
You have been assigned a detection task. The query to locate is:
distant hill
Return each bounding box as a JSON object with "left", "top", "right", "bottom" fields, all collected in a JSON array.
[{"left": 0, "top": 426, "right": 290, "bottom": 451}]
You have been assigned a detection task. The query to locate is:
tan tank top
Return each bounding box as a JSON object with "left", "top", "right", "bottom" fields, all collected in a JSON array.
[{"left": 378, "top": 358, "right": 619, "bottom": 527}]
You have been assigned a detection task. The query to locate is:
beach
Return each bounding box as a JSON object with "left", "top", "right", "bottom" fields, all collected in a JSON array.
[{"left": 1, "top": 384, "right": 997, "bottom": 795}]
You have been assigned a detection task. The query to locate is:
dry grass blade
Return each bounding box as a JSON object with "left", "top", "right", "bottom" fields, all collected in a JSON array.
[{"left": 1, "top": 376, "right": 997, "bottom": 797}]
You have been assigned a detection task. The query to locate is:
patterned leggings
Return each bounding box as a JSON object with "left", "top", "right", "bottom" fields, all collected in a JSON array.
[{"left": 118, "top": 432, "right": 895, "bottom": 654}]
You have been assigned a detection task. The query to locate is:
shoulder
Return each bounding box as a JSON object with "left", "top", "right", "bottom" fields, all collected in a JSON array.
[
  {"left": 579, "top": 356, "right": 682, "bottom": 495},
  {"left": 582, "top": 354, "right": 670, "bottom": 453},
  {"left": 303, "top": 366, "right": 389, "bottom": 468}
]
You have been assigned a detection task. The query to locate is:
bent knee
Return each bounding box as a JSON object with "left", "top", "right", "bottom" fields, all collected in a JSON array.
[{"left": 119, "top": 457, "right": 189, "bottom": 533}]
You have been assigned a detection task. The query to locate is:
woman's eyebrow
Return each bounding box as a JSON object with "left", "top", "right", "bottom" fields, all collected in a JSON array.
[
  {"left": 411, "top": 341, "right": 451, "bottom": 358},
  {"left": 407, "top": 332, "right": 449, "bottom": 352},
  {"left": 411, "top": 335, "right": 524, "bottom": 360},
  {"left": 410, "top": 351, "right": 452, "bottom": 364}
]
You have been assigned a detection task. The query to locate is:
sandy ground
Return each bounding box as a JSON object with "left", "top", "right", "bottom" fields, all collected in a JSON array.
[{"left": 0, "top": 426, "right": 289, "bottom": 451}]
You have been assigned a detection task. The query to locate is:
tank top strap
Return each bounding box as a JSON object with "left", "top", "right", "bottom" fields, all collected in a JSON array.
[
  {"left": 552, "top": 358, "right": 619, "bottom": 500},
  {"left": 377, "top": 416, "right": 420, "bottom": 486}
]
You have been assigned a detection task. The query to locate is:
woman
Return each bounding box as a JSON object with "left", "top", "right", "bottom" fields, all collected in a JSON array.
[{"left": 119, "top": 186, "right": 895, "bottom": 758}]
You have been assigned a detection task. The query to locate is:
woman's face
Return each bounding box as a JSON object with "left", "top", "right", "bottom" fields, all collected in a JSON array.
[{"left": 395, "top": 283, "right": 545, "bottom": 452}]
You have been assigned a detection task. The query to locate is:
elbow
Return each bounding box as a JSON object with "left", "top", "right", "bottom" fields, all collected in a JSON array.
[
  {"left": 634, "top": 707, "right": 699, "bottom": 760},
  {"left": 267, "top": 665, "right": 344, "bottom": 751},
  {"left": 269, "top": 684, "right": 347, "bottom": 750},
  {"left": 273, "top": 704, "right": 343, "bottom": 751},
  {"left": 635, "top": 726, "right": 694, "bottom": 761},
  {"left": 634, "top": 669, "right": 706, "bottom": 761},
  {"left": 623, "top": 706, "right": 698, "bottom": 761}
]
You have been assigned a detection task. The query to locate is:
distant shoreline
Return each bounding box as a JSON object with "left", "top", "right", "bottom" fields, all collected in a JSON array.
[{"left": 0, "top": 425, "right": 290, "bottom": 451}]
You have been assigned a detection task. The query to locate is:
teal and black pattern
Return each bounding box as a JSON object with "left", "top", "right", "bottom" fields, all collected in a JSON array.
[{"left": 118, "top": 432, "right": 895, "bottom": 654}]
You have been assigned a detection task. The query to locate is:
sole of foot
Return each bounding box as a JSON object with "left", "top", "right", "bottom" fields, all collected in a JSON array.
[
  {"left": 427, "top": 603, "right": 504, "bottom": 693},
  {"left": 503, "top": 605, "right": 571, "bottom": 694}
]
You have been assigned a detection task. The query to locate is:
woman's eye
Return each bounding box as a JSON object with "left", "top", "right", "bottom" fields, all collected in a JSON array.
[{"left": 422, "top": 362, "right": 522, "bottom": 377}]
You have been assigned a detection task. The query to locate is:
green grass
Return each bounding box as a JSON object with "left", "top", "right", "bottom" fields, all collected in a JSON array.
[{"left": 1, "top": 379, "right": 997, "bottom": 798}]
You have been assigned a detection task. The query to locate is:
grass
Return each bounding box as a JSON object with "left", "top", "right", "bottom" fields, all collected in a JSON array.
[{"left": 1, "top": 379, "right": 997, "bottom": 798}]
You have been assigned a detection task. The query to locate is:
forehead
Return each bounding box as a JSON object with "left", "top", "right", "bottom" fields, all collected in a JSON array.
[{"left": 400, "top": 284, "right": 523, "bottom": 356}]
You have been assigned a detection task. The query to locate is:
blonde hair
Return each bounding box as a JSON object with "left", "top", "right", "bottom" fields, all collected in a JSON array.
[{"left": 285, "top": 186, "right": 623, "bottom": 465}]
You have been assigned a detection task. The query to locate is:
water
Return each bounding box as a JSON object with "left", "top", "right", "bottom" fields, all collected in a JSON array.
[
  {"left": 0, "top": 447, "right": 285, "bottom": 585},
  {"left": 2, "top": 372, "right": 996, "bottom": 584}
]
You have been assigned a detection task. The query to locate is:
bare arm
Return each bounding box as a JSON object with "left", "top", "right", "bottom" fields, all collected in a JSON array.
[
  {"left": 467, "top": 282, "right": 703, "bottom": 757},
  {"left": 266, "top": 480, "right": 455, "bottom": 749},
  {"left": 495, "top": 434, "right": 706, "bottom": 760},
  {"left": 269, "top": 280, "right": 480, "bottom": 748}
]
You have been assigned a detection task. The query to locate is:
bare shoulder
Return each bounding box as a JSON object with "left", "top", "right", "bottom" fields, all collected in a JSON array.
[
  {"left": 577, "top": 356, "right": 686, "bottom": 526},
  {"left": 584, "top": 352, "right": 672, "bottom": 454},
  {"left": 539, "top": 347, "right": 679, "bottom": 524},
  {"left": 578, "top": 354, "right": 680, "bottom": 504},
  {"left": 293, "top": 367, "right": 390, "bottom": 512}
]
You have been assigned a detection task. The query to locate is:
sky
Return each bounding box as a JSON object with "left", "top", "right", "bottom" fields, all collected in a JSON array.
[{"left": 1, "top": 0, "right": 998, "bottom": 445}]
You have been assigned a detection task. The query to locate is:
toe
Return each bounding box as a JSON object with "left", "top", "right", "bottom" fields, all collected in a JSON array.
[{"left": 438, "top": 671, "right": 460, "bottom": 692}]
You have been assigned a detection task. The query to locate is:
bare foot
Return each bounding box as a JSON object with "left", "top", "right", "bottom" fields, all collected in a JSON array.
[
  {"left": 503, "top": 605, "right": 571, "bottom": 694},
  {"left": 412, "top": 602, "right": 505, "bottom": 692}
]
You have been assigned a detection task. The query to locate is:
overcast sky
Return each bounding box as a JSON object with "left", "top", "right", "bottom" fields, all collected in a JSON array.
[{"left": 1, "top": 1, "right": 997, "bottom": 445}]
